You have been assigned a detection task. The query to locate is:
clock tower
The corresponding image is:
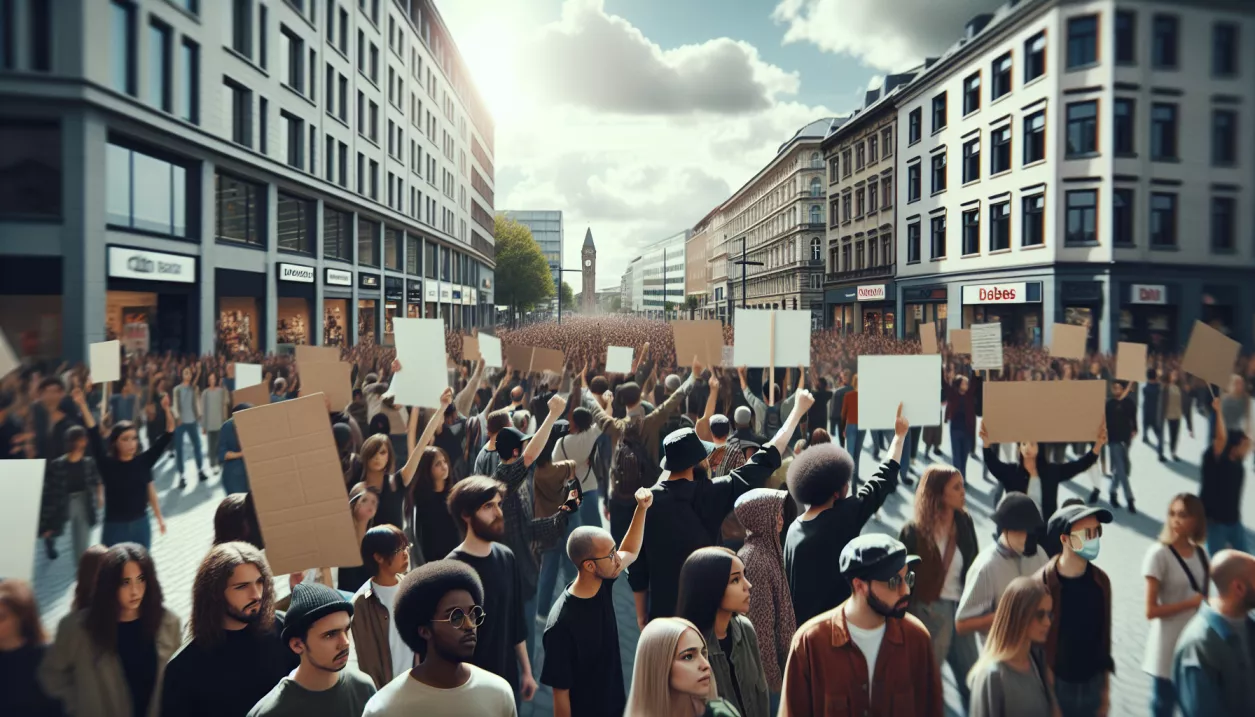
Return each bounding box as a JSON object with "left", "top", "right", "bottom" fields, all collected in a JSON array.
[{"left": 581, "top": 228, "right": 596, "bottom": 313}]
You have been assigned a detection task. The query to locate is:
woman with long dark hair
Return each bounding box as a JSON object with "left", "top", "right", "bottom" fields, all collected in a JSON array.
[
  {"left": 71, "top": 544, "right": 109, "bottom": 611},
  {"left": 0, "top": 579, "right": 63, "bottom": 717},
  {"left": 216, "top": 403, "right": 252, "bottom": 495},
  {"left": 967, "top": 576, "right": 1057, "bottom": 717},
  {"left": 359, "top": 394, "right": 446, "bottom": 531},
  {"left": 39, "top": 543, "right": 182, "bottom": 717},
  {"left": 676, "top": 546, "right": 769, "bottom": 717},
  {"left": 405, "top": 445, "right": 460, "bottom": 569},
  {"left": 211, "top": 493, "right": 264, "bottom": 549},
  {"left": 74, "top": 387, "right": 173, "bottom": 548}
]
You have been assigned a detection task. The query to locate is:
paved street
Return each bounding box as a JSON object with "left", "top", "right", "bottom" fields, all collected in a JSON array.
[{"left": 31, "top": 407, "right": 1255, "bottom": 717}]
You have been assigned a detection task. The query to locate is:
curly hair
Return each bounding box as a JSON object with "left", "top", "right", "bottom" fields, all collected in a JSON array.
[
  {"left": 394, "top": 559, "right": 484, "bottom": 657},
  {"left": 188, "top": 542, "right": 276, "bottom": 647}
]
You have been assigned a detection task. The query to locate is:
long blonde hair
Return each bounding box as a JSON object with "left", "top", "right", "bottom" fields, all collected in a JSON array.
[
  {"left": 626, "top": 617, "right": 718, "bottom": 717},
  {"left": 967, "top": 576, "right": 1050, "bottom": 688}
]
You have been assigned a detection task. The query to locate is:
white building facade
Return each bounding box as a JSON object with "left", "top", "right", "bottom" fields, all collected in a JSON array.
[{"left": 633, "top": 229, "right": 688, "bottom": 316}]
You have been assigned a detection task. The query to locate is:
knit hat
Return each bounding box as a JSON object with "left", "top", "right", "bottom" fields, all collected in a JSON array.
[
  {"left": 733, "top": 406, "right": 753, "bottom": 428},
  {"left": 281, "top": 582, "right": 354, "bottom": 642},
  {"left": 992, "top": 493, "right": 1044, "bottom": 532},
  {"left": 665, "top": 375, "right": 681, "bottom": 391}
]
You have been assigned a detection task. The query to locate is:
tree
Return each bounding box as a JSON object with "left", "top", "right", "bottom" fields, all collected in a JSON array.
[
  {"left": 559, "top": 281, "right": 575, "bottom": 313},
  {"left": 610, "top": 296, "right": 623, "bottom": 312},
  {"left": 493, "top": 215, "right": 554, "bottom": 326},
  {"left": 684, "top": 294, "right": 700, "bottom": 319}
]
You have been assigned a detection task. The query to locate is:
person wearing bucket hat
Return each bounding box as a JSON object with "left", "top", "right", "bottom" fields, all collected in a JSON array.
[
  {"left": 956, "top": 493, "right": 1050, "bottom": 649},
  {"left": 782, "top": 533, "right": 942, "bottom": 717}
]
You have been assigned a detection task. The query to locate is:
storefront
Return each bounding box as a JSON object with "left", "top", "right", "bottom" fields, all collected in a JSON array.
[
  {"left": 1117, "top": 282, "right": 1177, "bottom": 353},
  {"left": 439, "top": 282, "right": 453, "bottom": 326},
  {"left": 106, "top": 245, "right": 200, "bottom": 355},
  {"left": 1201, "top": 285, "right": 1240, "bottom": 340},
  {"left": 826, "top": 287, "right": 857, "bottom": 333},
  {"left": 275, "top": 262, "right": 314, "bottom": 346},
  {"left": 407, "top": 280, "right": 423, "bottom": 318},
  {"left": 961, "top": 281, "right": 1043, "bottom": 346},
  {"left": 358, "top": 271, "right": 381, "bottom": 344},
  {"left": 384, "top": 277, "right": 404, "bottom": 344},
  {"left": 856, "top": 284, "right": 895, "bottom": 337},
  {"left": 2, "top": 256, "right": 64, "bottom": 359},
  {"left": 424, "top": 282, "right": 439, "bottom": 319},
  {"left": 1058, "top": 280, "right": 1104, "bottom": 353},
  {"left": 216, "top": 267, "right": 266, "bottom": 356},
  {"left": 901, "top": 285, "right": 949, "bottom": 340},
  {"left": 323, "top": 267, "right": 352, "bottom": 347}
]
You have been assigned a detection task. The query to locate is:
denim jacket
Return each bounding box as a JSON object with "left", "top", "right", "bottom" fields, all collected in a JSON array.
[
  {"left": 1173, "top": 602, "right": 1255, "bottom": 717},
  {"left": 705, "top": 615, "right": 770, "bottom": 717}
]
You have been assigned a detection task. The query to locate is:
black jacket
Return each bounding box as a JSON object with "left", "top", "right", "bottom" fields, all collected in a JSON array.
[
  {"left": 984, "top": 447, "right": 1098, "bottom": 556},
  {"left": 1106, "top": 397, "right": 1137, "bottom": 444},
  {"left": 40, "top": 456, "right": 102, "bottom": 534}
]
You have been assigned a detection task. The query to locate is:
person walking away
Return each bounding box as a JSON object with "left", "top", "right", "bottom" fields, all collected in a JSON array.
[
  {"left": 172, "top": 367, "right": 209, "bottom": 488},
  {"left": 734, "top": 488, "right": 795, "bottom": 713},
  {"left": 956, "top": 493, "right": 1049, "bottom": 648},
  {"left": 217, "top": 403, "right": 252, "bottom": 495},
  {"left": 40, "top": 425, "right": 102, "bottom": 562},
  {"left": 1172, "top": 549, "right": 1255, "bottom": 717},
  {"left": 201, "top": 372, "right": 229, "bottom": 473},
  {"left": 966, "top": 576, "right": 1059, "bottom": 717},
  {"left": 1142, "top": 369, "right": 1166, "bottom": 462},
  {"left": 840, "top": 373, "right": 863, "bottom": 483},
  {"left": 1162, "top": 369, "right": 1188, "bottom": 461},
  {"left": 351, "top": 526, "right": 416, "bottom": 689},
  {"left": 944, "top": 372, "right": 978, "bottom": 478},
  {"left": 554, "top": 405, "right": 604, "bottom": 531},
  {"left": 1105, "top": 380, "right": 1137, "bottom": 512},
  {"left": 0, "top": 579, "right": 64, "bottom": 717},
  {"left": 625, "top": 617, "right": 740, "bottom": 717},
  {"left": 1142, "top": 493, "right": 1209, "bottom": 717},
  {"left": 1200, "top": 395, "right": 1250, "bottom": 555}
]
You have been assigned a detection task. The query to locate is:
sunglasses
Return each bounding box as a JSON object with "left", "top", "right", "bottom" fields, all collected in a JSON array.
[
  {"left": 879, "top": 571, "right": 916, "bottom": 591},
  {"left": 1068, "top": 525, "right": 1103, "bottom": 542},
  {"left": 431, "top": 605, "right": 486, "bottom": 629}
]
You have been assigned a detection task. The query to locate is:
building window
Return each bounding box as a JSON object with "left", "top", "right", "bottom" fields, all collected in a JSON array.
[
  {"left": 908, "top": 108, "right": 921, "bottom": 144},
  {"left": 930, "top": 215, "right": 946, "bottom": 259},
  {"left": 930, "top": 153, "right": 946, "bottom": 193},
  {"left": 258, "top": 97, "right": 268, "bottom": 154},
  {"left": 1065, "top": 100, "right": 1098, "bottom": 157},
  {"left": 1066, "top": 14, "right": 1098, "bottom": 69},
  {"left": 406, "top": 235, "right": 420, "bottom": 275},
  {"left": 882, "top": 126, "right": 893, "bottom": 156},
  {"left": 1022, "top": 194, "right": 1044, "bottom": 247},
  {"left": 1115, "top": 10, "right": 1136, "bottom": 65},
  {"left": 907, "top": 221, "right": 921, "bottom": 263},
  {"left": 855, "top": 189, "right": 865, "bottom": 217},
  {"left": 1113, "top": 99, "right": 1135, "bottom": 156},
  {"left": 1211, "top": 196, "right": 1235, "bottom": 252},
  {"left": 325, "top": 134, "right": 335, "bottom": 181},
  {"left": 222, "top": 79, "right": 252, "bottom": 147},
  {"left": 0, "top": 121, "right": 59, "bottom": 218},
  {"left": 1149, "top": 192, "right": 1177, "bottom": 248},
  {"left": 841, "top": 193, "right": 851, "bottom": 221},
  {"left": 215, "top": 172, "right": 264, "bottom": 246},
  {"left": 1065, "top": 189, "right": 1097, "bottom": 245},
  {"left": 277, "top": 191, "right": 314, "bottom": 253},
  {"left": 358, "top": 218, "right": 379, "bottom": 266},
  {"left": 384, "top": 227, "right": 401, "bottom": 270},
  {"left": 842, "top": 149, "right": 852, "bottom": 177},
  {"left": 1151, "top": 14, "right": 1179, "bottom": 70},
  {"left": 105, "top": 141, "right": 189, "bottom": 236},
  {"left": 855, "top": 143, "right": 865, "bottom": 169},
  {"left": 148, "top": 19, "right": 172, "bottom": 112},
  {"left": 1025, "top": 31, "right": 1046, "bottom": 82},
  {"left": 338, "top": 142, "right": 347, "bottom": 187},
  {"left": 990, "top": 125, "right": 1011, "bottom": 174},
  {"left": 258, "top": 4, "right": 267, "bottom": 70},
  {"left": 1214, "top": 23, "right": 1239, "bottom": 77},
  {"left": 962, "top": 138, "right": 980, "bottom": 184},
  {"left": 179, "top": 39, "right": 199, "bottom": 124},
  {"left": 809, "top": 177, "right": 822, "bottom": 197},
  {"left": 1212, "top": 109, "right": 1237, "bottom": 166},
  {"left": 828, "top": 157, "right": 838, "bottom": 182},
  {"left": 962, "top": 208, "right": 980, "bottom": 255},
  {"left": 907, "top": 163, "right": 920, "bottom": 202},
  {"left": 280, "top": 26, "right": 304, "bottom": 93},
  {"left": 1113, "top": 188, "right": 1134, "bottom": 246},
  {"left": 111, "top": 1, "right": 137, "bottom": 95},
  {"left": 990, "top": 201, "right": 1010, "bottom": 251},
  {"left": 931, "top": 92, "right": 947, "bottom": 132},
  {"left": 991, "top": 53, "right": 1012, "bottom": 100},
  {"left": 1023, "top": 110, "right": 1045, "bottom": 164},
  {"left": 810, "top": 237, "right": 822, "bottom": 262},
  {"left": 882, "top": 176, "right": 893, "bottom": 209},
  {"left": 868, "top": 182, "right": 879, "bottom": 213},
  {"left": 323, "top": 205, "right": 352, "bottom": 260},
  {"left": 229, "top": 0, "right": 252, "bottom": 59},
  {"left": 280, "top": 111, "right": 303, "bottom": 169},
  {"left": 809, "top": 205, "right": 822, "bottom": 225},
  {"left": 369, "top": 43, "right": 379, "bottom": 83},
  {"left": 963, "top": 72, "right": 980, "bottom": 115},
  {"left": 1151, "top": 103, "right": 1178, "bottom": 161},
  {"left": 869, "top": 135, "right": 878, "bottom": 163},
  {"left": 369, "top": 159, "right": 379, "bottom": 200}
]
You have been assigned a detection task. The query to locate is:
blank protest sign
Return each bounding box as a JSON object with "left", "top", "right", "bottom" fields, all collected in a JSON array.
[
  {"left": 235, "top": 363, "right": 263, "bottom": 389},
  {"left": 1051, "top": 323, "right": 1088, "bottom": 360},
  {"left": 734, "top": 309, "right": 811, "bottom": 368},
  {"left": 949, "top": 329, "right": 972, "bottom": 354},
  {"left": 920, "top": 322, "right": 938, "bottom": 355},
  {"left": 857, "top": 355, "right": 942, "bottom": 429},
  {"left": 1115, "top": 342, "right": 1147, "bottom": 383},
  {"left": 0, "top": 330, "right": 17, "bottom": 380},
  {"left": 389, "top": 317, "right": 449, "bottom": 408},
  {"left": 0, "top": 460, "right": 45, "bottom": 580},
  {"left": 478, "top": 334, "right": 503, "bottom": 368},
  {"left": 90, "top": 340, "right": 121, "bottom": 382},
  {"left": 606, "top": 346, "right": 634, "bottom": 374},
  {"left": 673, "top": 320, "right": 724, "bottom": 369},
  {"left": 1181, "top": 320, "right": 1240, "bottom": 388},
  {"left": 984, "top": 380, "right": 1106, "bottom": 443}
]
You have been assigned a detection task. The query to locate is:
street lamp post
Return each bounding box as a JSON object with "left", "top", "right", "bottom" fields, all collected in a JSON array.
[
  {"left": 554, "top": 267, "right": 582, "bottom": 325},
  {"left": 733, "top": 237, "right": 763, "bottom": 311}
]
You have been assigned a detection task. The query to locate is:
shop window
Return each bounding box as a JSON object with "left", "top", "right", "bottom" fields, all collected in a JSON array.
[
  {"left": 323, "top": 298, "right": 347, "bottom": 346},
  {"left": 406, "top": 235, "right": 420, "bottom": 275},
  {"left": 108, "top": 141, "right": 192, "bottom": 237},
  {"left": 0, "top": 119, "right": 62, "bottom": 219},
  {"left": 277, "top": 191, "right": 314, "bottom": 253},
  {"left": 425, "top": 242, "right": 437, "bottom": 279},
  {"left": 358, "top": 217, "right": 379, "bottom": 266},
  {"left": 1065, "top": 189, "right": 1097, "bottom": 245},
  {"left": 384, "top": 227, "right": 401, "bottom": 270},
  {"left": 215, "top": 171, "right": 264, "bottom": 246},
  {"left": 323, "top": 205, "right": 352, "bottom": 260},
  {"left": 276, "top": 297, "right": 309, "bottom": 345}
]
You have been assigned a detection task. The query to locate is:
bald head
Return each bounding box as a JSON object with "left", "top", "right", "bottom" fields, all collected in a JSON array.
[
  {"left": 510, "top": 386, "right": 524, "bottom": 403},
  {"left": 1211, "top": 550, "right": 1255, "bottom": 597},
  {"left": 567, "top": 526, "right": 613, "bottom": 568}
]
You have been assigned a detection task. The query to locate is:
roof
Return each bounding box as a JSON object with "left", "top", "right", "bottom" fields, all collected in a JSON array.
[
  {"left": 777, "top": 117, "right": 843, "bottom": 154},
  {"left": 582, "top": 228, "right": 595, "bottom": 250}
]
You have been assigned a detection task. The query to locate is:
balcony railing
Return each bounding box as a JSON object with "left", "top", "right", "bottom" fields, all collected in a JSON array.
[
  {"left": 799, "top": 221, "right": 826, "bottom": 230},
  {"left": 824, "top": 265, "right": 893, "bottom": 283},
  {"left": 798, "top": 190, "right": 826, "bottom": 198}
]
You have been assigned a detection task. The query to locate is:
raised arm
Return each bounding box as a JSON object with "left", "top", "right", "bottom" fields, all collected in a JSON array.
[
  {"left": 767, "top": 389, "right": 812, "bottom": 456},
  {"left": 453, "top": 360, "right": 483, "bottom": 418},
  {"left": 617, "top": 488, "right": 652, "bottom": 569},
  {"left": 853, "top": 404, "right": 908, "bottom": 522},
  {"left": 1211, "top": 396, "right": 1227, "bottom": 457},
  {"left": 400, "top": 389, "right": 453, "bottom": 486},
  {"left": 523, "top": 393, "right": 567, "bottom": 467},
  {"left": 694, "top": 376, "right": 720, "bottom": 442}
]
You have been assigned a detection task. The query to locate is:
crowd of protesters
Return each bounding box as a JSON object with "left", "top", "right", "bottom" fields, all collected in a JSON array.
[{"left": 0, "top": 314, "right": 1253, "bottom": 717}]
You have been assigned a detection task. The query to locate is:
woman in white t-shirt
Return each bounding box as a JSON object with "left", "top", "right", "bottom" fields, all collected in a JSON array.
[{"left": 1142, "top": 493, "right": 1209, "bottom": 717}]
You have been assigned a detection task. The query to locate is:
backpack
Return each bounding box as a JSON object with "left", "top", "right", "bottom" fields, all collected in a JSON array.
[{"left": 611, "top": 420, "right": 661, "bottom": 502}]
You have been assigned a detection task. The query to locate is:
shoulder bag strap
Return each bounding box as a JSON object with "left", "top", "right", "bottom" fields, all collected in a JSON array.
[
  {"left": 939, "top": 519, "right": 959, "bottom": 581},
  {"left": 1167, "top": 545, "right": 1204, "bottom": 596}
]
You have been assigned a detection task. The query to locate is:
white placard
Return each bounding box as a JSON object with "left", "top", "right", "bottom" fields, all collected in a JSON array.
[
  {"left": 0, "top": 330, "right": 17, "bottom": 380},
  {"left": 721, "top": 345, "right": 735, "bottom": 368},
  {"left": 89, "top": 340, "right": 121, "bottom": 382},
  {"left": 733, "top": 309, "right": 811, "bottom": 368},
  {"left": 606, "top": 346, "right": 634, "bottom": 374},
  {"left": 970, "top": 323, "right": 1004, "bottom": 371},
  {"left": 478, "top": 334, "right": 503, "bottom": 369},
  {"left": 389, "top": 318, "right": 449, "bottom": 407},
  {"left": 235, "top": 363, "right": 263, "bottom": 389},
  {"left": 0, "top": 460, "right": 46, "bottom": 580},
  {"left": 857, "top": 355, "right": 943, "bottom": 430}
]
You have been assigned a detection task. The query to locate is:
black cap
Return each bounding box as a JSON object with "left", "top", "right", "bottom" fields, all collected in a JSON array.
[
  {"left": 992, "top": 493, "right": 1044, "bottom": 532},
  {"left": 281, "top": 582, "right": 354, "bottom": 642},
  {"left": 495, "top": 426, "right": 533, "bottom": 461},
  {"left": 659, "top": 427, "right": 715, "bottom": 472},
  {"left": 1046, "top": 504, "right": 1113, "bottom": 545},
  {"left": 839, "top": 534, "right": 920, "bottom": 582}
]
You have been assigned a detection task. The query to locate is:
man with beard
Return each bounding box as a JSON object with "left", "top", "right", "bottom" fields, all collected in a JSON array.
[
  {"left": 161, "top": 542, "right": 299, "bottom": 717},
  {"left": 247, "top": 583, "right": 377, "bottom": 716},
  {"left": 781, "top": 534, "right": 942, "bottom": 717},
  {"left": 1173, "top": 549, "right": 1255, "bottom": 717},
  {"left": 364, "top": 560, "right": 515, "bottom": 715}
]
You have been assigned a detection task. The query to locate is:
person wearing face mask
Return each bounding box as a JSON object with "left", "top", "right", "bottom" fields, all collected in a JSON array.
[
  {"left": 160, "top": 542, "right": 297, "bottom": 717},
  {"left": 542, "top": 489, "right": 652, "bottom": 717},
  {"left": 1037, "top": 504, "right": 1115, "bottom": 717},
  {"left": 956, "top": 493, "right": 1049, "bottom": 648},
  {"left": 980, "top": 418, "right": 1105, "bottom": 557},
  {"left": 734, "top": 488, "right": 795, "bottom": 713},
  {"left": 1172, "top": 549, "right": 1255, "bottom": 717},
  {"left": 781, "top": 533, "right": 942, "bottom": 717},
  {"left": 626, "top": 617, "right": 740, "bottom": 717},
  {"left": 966, "top": 576, "right": 1059, "bottom": 717}
]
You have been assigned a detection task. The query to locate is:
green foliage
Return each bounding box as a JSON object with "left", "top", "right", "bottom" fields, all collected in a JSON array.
[
  {"left": 559, "top": 281, "right": 576, "bottom": 310},
  {"left": 493, "top": 215, "right": 555, "bottom": 320}
]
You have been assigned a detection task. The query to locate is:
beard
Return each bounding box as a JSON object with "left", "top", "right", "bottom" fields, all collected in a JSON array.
[
  {"left": 471, "top": 513, "right": 505, "bottom": 542},
  {"left": 311, "top": 648, "right": 350, "bottom": 673},
  {"left": 867, "top": 590, "right": 910, "bottom": 619},
  {"left": 226, "top": 600, "right": 263, "bottom": 625}
]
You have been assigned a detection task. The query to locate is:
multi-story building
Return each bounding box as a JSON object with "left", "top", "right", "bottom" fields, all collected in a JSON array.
[
  {"left": 620, "top": 257, "right": 639, "bottom": 312},
  {"left": 635, "top": 230, "right": 688, "bottom": 316},
  {"left": 709, "top": 119, "right": 838, "bottom": 328},
  {"left": 708, "top": 218, "right": 730, "bottom": 323},
  {"left": 685, "top": 212, "right": 714, "bottom": 318},
  {"left": 895, "top": 0, "right": 1255, "bottom": 352},
  {"left": 500, "top": 208, "right": 562, "bottom": 292},
  {"left": 821, "top": 71, "right": 919, "bottom": 334},
  {"left": 0, "top": 0, "right": 495, "bottom": 360}
]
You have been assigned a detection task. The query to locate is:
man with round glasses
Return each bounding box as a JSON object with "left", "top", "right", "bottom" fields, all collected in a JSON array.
[
  {"left": 781, "top": 533, "right": 942, "bottom": 716},
  {"left": 363, "top": 560, "right": 515, "bottom": 716}
]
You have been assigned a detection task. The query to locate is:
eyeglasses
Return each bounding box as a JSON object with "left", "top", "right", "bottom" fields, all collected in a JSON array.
[
  {"left": 387, "top": 545, "right": 409, "bottom": 557},
  {"left": 1068, "top": 525, "right": 1102, "bottom": 542},
  {"left": 880, "top": 571, "right": 916, "bottom": 591},
  {"left": 589, "top": 545, "right": 621, "bottom": 563},
  {"left": 431, "top": 605, "right": 486, "bottom": 629}
]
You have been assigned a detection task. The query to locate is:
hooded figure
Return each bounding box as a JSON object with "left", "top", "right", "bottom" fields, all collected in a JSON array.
[{"left": 734, "top": 488, "right": 797, "bottom": 694}]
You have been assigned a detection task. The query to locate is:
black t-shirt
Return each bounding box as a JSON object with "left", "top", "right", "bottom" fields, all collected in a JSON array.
[
  {"left": 0, "top": 415, "right": 25, "bottom": 460},
  {"left": 1201, "top": 449, "right": 1245, "bottom": 524},
  {"left": 64, "top": 459, "right": 88, "bottom": 493},
  {"left": 0, "top": 643, "right": 63, "bottom": 717},
  {"left": 448, "top": 544, "right": 526, "bottom": 695},
  {"left": 372, "top": 472, "right": 406, "bottom": 530},
  {"left": 717, "top": 633, "right": 745, "bottom": 711},
  {"left": 540, "top": 579, "right": 625, "bottom": 716},
  {"left": 160, "top": 616, "right": 300, "bottom": 717},
  {"left": 413, "top": 485, "right": 460, "bottom": 564},
  {"left": 785, "top": 505, "right": 862, "bottom": 625},
  {"left": 117, "top": 619, "right": 157, "bottom": 717},
  {"left": 807, "top": 389, "right": 832, "bottom": 433},
  {"left": 1054, "top": 564, "right": 1107, "bottom": 682}
]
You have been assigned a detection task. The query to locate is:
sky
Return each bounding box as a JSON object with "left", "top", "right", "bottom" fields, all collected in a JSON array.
[{"left": 439, "top": 0, "right": 1005, "bottom": 291}]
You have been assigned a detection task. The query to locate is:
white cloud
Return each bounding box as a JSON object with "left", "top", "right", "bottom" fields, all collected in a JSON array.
[{"left": 772, "top": 0, "right": 1005, "bottom": 72}]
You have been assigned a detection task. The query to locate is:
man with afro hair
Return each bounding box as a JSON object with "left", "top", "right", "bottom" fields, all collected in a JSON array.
[{"left": 362, "top": 560, "right": 516, "bottom": 716}]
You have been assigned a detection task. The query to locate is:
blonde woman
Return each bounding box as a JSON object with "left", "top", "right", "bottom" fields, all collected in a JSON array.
[
  {"left": 967, "top": 576, "right": 1058, "bottom": 717},
  {"left": 626, "top": 617, "right": 741, "bottom": 717},
  {"left": 1142, "top": 493, "right": 1208, "bottom": 717}
]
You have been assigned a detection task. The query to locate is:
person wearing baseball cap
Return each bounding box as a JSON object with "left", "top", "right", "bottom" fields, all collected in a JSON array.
[
  {"left": 781, "top": 533, "right": 942, "bottom": 717},
  {"left": 1037, "top": 503, "right": 1115, "bottom": 717},
  {"left": 956, "top": 493, "right": 1050, "bottom": 649}
]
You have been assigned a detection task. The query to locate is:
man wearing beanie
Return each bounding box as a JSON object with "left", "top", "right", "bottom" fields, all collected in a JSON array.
[
  {"left": 784, "top": 404, "right": 909, "bottom": 626},
  {"left": 248, "top": 583, "right": 377, "bottom": 716},
  {"left": 954, "top": 493, "right": 1049, "bottom": 648}
]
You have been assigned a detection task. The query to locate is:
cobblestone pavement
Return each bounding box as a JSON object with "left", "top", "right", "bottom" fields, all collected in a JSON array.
[{"left": 32, "top": 411, "right": 1255, "bottom": 717}]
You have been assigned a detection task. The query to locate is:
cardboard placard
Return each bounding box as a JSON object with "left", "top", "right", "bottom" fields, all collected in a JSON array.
[
  {"left": 232, "top": 382, "right": 272, "bottom": 408},
  {"left": 390, "top": 318, "right": 448, "bottom": 408},
  {"left": 1115, "top": 342, "right": 1148, "bottom": 384},
  {"left": 234, "top": 363, "right": 263, "bottom": 389},
  {"left": 298, "top": 361, "right": 353, "bottom": 411},
  {"left": 606, "top": 346, "right": 634, "bottom": 374},
  {"left": 295, "top": 345, "right": 342, "bottom": 364},
  {"left": 1051, "top": 323, "right": 1088, "bottom": 360},
  {"left": 672, "top": 320, "right": 725, "bottom": 370},
  {"left": 478, "top": 334, "right": 503, "bottom": 369},
  {"left": 232, "top": 396, "right": 360, "bottom": 575},
  {"left": 505, "top": 344, "right": 534, "bottom": 373},
  {"left": 733, "top": 310, "right": 811, "bottom": 368},
  {"left": 983, "top": 380, "right": 1106, "bottom": 443},
  {"left": 0, "top": 330, "right": 18, "bottom": 380},
  {"left": 970, "top": 323, "right": 1003, "bottom": 371},
  {"left": 920, "top": 322, "right": 938, "bottom": 355},
  {"left": 462, "top": 335, "right": 481, "bottom": 362},
  {"left": 857, "top": 355, "right": 943, "bottom": 429},
  {"left": 532, "top": 347, "right": 566, "bottom": 375},
  {"left": 0, "top": 459, "right": 45, "bottom": 580},
  {"left": 1181, "top": 320, "right": 1241, "bottom": 388},
  {"left": 949, "top": 329, "right": 972, "bottom": 354},
  {"left": 89, "top": 340, "right": 121, "bottom": 382}
]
